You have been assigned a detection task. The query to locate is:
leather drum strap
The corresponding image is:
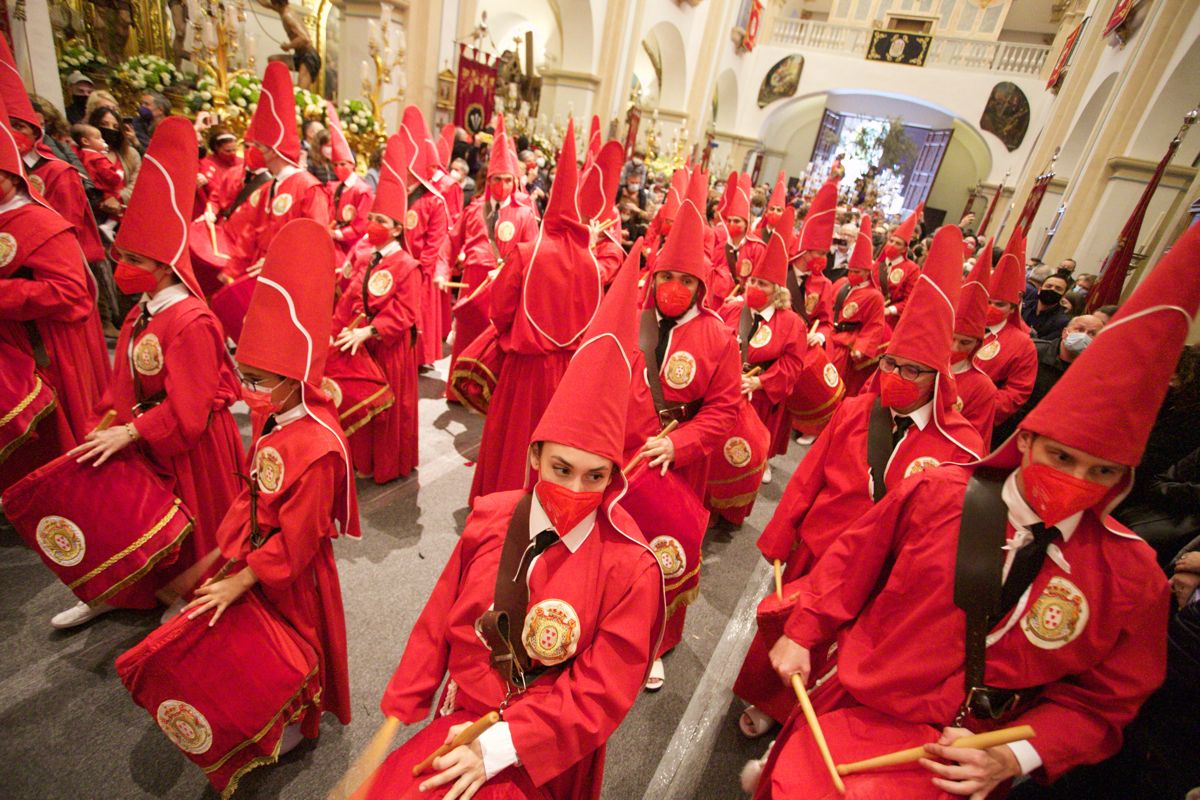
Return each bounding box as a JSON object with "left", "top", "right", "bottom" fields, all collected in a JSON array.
[
  {"left": 477, "top": 494, "right": 541, "bottom": 690},
  {"left": 787, "top": 268, "right": 808, "bottom": 323},
  {"left": 865, "top": 397, "right": 895, "bottom": 503},
  {"left": 877, "top": 260, "right": 891, "bottom": 303},
  {"left": 738, "top": 302, "right": 753, "bottom": 367},
  {"left": 638, "top": 309, "right": 671, "bottom": 416},
  {"left": 832, "top": 281, "right": 852, "bottom": 321}
]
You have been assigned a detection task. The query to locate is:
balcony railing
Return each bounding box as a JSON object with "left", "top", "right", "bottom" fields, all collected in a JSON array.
[{"left": 769, "top": 18, "right": 1050, "bottom": 77}]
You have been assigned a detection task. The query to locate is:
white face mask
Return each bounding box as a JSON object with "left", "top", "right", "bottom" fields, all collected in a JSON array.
[
  {"left": 1063, "top": 331, "right": 1093, "bottom": 355},
  {"left": 536, "top": 157, "right": 546, "bottom": 167}
]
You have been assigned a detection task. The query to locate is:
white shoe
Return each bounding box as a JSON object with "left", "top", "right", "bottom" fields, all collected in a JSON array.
[
  {"left": 51, "top": 600, "right": 115, "bottom": 630},
  {"left": 761, "top": 463, "right": 773, "bottom": 485},
  {"left": 160, "top": 597, "right": 186, "bottom": 625},
  {"left": 644, "top": 658, "right": 665, "bottom": 692},
  {"left": 796, "top": 434, "right": 816, "bottom": 446},
  {"left": 278, "top": 722, "right": 304, "bottom": 756}
]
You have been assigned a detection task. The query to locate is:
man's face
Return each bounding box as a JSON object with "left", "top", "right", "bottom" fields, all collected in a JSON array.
[
  {"left": 1058, "top": 259, "right": 1076, "bottom": 275},
  {"left": 1017, "top": 432, "right": 1127, "bottom": 489},
  {"left": 529, "top": 441, "right": 613, "bottom": 494},
  {"left": 887, "top": 235, "right": 905, "bottom": 252},
  {"left": 1041, "top": 276, "right": 1069, "bottom": 297},
  {"left": 1064, "top": 315, "right": 1104, "bottom": 339},
  {"left": 72, "top": 82, "right": 93, "bottom": 99},
  {"left": 951, "top": 334, "right": 980, "bottom": 354}
]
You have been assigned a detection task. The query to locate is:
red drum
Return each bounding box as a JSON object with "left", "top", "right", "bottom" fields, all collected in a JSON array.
[
  {"left": 116, "top": 589, "right": 321, "bottom": 799},
  {"left": 210, "top": 275, "right": 256, "bottom": 343},
  {"left": 705, "top": 402, "right": 770, "bottom": 526},
  {"left": 787, "top": 346, "right": 845, "bottom": 435},
  {"left": 756, "top": 578, "right": 838, "bottom": 687},
  {"left": 188, "top": 218, "right": 233, "bottom": 297},
  {"left": 0, "top": 341, "right": 56, "bottom": 465},
  {"left": 323, "top": 346, "right": 395, "bottom": 436},
  {"left": 2, "top": 449, "right": 194, "bottom": 608},
  {"left": 621, "top": 461, "right": 708, "bottom": 654},
  {"left": 448, "top": 323, "right": 505, "bottom": 416}
]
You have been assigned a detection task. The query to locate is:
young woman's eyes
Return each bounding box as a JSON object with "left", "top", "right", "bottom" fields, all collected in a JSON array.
[{"left": 553, "top": 465, "right": 570, "bottom": 476}]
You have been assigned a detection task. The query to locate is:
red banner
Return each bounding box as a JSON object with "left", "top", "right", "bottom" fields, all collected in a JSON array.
[
  {"left": 978, "top": 175, "right": 1007, "bottom": 238},
  {"left": 743, "top": 0, "right": 764, "bottom": 51},
  {"left": 1014, "top": 171, "right": 1054, "bottom": 239},
  {"left": 1102, "top": 0, "right": 1133, "bottom": 37},
  {"left": 454, "top": 45, "right": 497, "bottom": 135},
  {"left": 624, "top": 105, "right": 641, "bottom": 160},
  {"left": 1046, "top": 18, "right": 1086, "bottom": 91}
]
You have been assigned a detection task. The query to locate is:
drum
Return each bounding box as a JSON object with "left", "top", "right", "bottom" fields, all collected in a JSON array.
[
  {"left": 705, "top": 402, "right": 770, "bottom": 526},
  {"left": 621, "top": 462, "right": 708, "bottom": 654},
  {"left": 323, "top": 346, "right": 395, "bottom": 436},
  {"left": 188, "top": 218, "right": 233, "bottom": 297},
  {"left": 448, "top": 323, "right": 505, "bottom": 416},
  {"left": 2, "top": 449, "right": 195, "bottom": 609},
  {"left": 787, "top": 346, "right": 845, "bottom": 435},
  {"left": 210, "top": 275, "right": 257, "bottom": 343},
  {"left": 0, "top": 341, "right": 56, "bottom": 465},
  {"left": 116, "top": 589, "right": 320, "bottom": 799}
]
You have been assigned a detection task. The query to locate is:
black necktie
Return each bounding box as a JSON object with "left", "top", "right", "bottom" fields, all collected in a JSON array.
[
  {"left": 514, "top": 528, "right": 559, "bottom": 581},
  {"left": 891, "top": 415, "right": 914, "bottom": 449},
  {"left": 995, "top": 523, "right": 1059, "bottom": 623},
  {"left": 748, "top": 313, "right": 765, "bottom": 345},
  {"left": 655, "top": 316, "right": 677, "bottom": 366}
]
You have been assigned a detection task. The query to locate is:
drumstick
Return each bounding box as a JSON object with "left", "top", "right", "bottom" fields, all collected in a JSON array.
[
  {"left": 595, "top": 217, "right": 617, "bottom": 234},
  {"left": 411, "top": 711, "right": 501, "bottom": 777},
  {"left": 792, "top": 673, "right": 846, "bottom": 794},
  {"left": 442, "top": 281, "right": 469, "bottom": 290},
  {"left": 621, "top": 420, "right": 679, "bottom": 477},
  {"left": 95, "top": 410, "right": 118, "bottom": 432},
  {"left": 743, "top": 366, "right": 762, "bottom": 378},
  {"left": 325, "top": 716, "right": 402, "bottom": 800},
  {"left": 774, "top": 560, "right": 783, "bottom": 600},
  {"left": 348, "top": 312, "right": 365, "bottom": 330},
  {"left": 835, "top": 725, "right": 1036, "bottom": 777}
]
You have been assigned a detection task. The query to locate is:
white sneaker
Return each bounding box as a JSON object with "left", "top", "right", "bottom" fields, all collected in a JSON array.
[
  {"left": 51, "top": 600, "right": 115, "bottom": 630},
  {"left": 278, "top": 722, "right": 304, "bottom": 756},
  {"left": 796, "top": 434, "right": 816, "bottom": 446},
  {"left": 761, "top": 463, "right": 773, "bottom": 485}
]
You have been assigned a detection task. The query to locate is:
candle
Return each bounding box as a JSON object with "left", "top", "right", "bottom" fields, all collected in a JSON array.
[
  {"left": 367, "top": 19, "right": 379, "bottom": 48},
  {"left": 380, "top": 2, "right": 392, "bottom": 30},
  {"left": 247, "top": 33, "right": 256, "bottom": 59},
  {"left": 361, "top": 59, "right": 371, "bottom": 87}
]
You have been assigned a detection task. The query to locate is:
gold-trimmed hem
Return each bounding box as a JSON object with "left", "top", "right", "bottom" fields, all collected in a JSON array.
[
  {"left": 665, "top": 585, "right": 700, "bottom": 617},
  {"left": 787, "top": 385, "right": 844, "bottom": 417},
  {"left": 708, "top": 489, "right": 762, "bottom": 509},
  {"left": 707, "top": 464, "right": 766, "bottom": 486},
  {"left": 342, "top": 394, "right": 395, "bottom": 437},
  {"left": 0, "top": 390, "right": 56, "bottom": 465},
  {"left": 85, "top": 520, "right": 193, "bottom": 607},
  {"left": 448, "top": 367, "right": 495, "bottom": 415},
  {"left": 205, "top": 663, "right": 320, "bottom": 778},
  {"left": 339, "top": 385, "right": 393, "bottom": 426},
  {"left": 664, "top": 559, "right": 702, "bottom": 593}
]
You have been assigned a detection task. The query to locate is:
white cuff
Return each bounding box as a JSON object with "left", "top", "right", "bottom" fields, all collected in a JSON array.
[
  {"left": 477, "top": 721, "right": 519, "bottom": 780},
  {"left": 886, "top": 305, "right": 897, "bottom": 315},
  {"left": 814, "top": 333, "right": 826, "bottom": 346},
  {"left": 1007, "top": 739, "right": 1042, "bottom": 776}
]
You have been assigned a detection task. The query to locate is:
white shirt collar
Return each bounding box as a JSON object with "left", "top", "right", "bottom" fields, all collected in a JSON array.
[
  {"left": 754, "top": 304, "right": 776, "bottom": 322},
  {"left": 143, "top": 282, "right": 190, "bottom": 315},
  {"left": 951, "top": 358, "right": 971, "bottom": 375},
  {"left": 342, "top": 171, "right": 360, "bottom": 188},
  {"left": 270, "top": 402, "right": 308, "bottom": 429},
  {"left": 887, "top": 255, "right": 903, "bottom": 267},
  {"left": 274, "top": 164, "right": 302, "bottom": 183},
  {"left": 891, "top": 399, "right": 932, "bottom": 431},
  {"left": 0, "top": 189, "right": 31, "bottom": 215},
  {"left": 986, "top": 317, "right": 1008, "bottom": 335},
  {"left": 376, "top": 239, "right": 403, "bottom": 258},
  {"left": 22, "top": 149, "right": 38, "bottom": 168},
  {"left": 529, "top": 491, "right": 594, "bottom": 553},
  {"left": 655, "top": 304, "right": 701, "bottom": 326}
]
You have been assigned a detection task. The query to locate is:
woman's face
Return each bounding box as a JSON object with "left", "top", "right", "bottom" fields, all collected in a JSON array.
[{"left": 96, "top": 111, "right": 120, "bottom": 132}]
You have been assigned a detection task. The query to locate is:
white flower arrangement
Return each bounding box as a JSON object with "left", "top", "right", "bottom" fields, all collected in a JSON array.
[
  {"left": 227, "top": 73, "right": 262, "bottom": 114},
  {"left": 56, "top": 43, "right": 107, "bottom": 76},
  {"left": 336, "top": 98, "right": 381, "bottom": 140},
  {"left": 294, "top": 87, "right": 327, "bottom": 126},
  {"left": 113, "top": 54, "right": 184, "bottom": 94},
  {"left": 185, "top": 76, "right": 218, "bottom": 113}
]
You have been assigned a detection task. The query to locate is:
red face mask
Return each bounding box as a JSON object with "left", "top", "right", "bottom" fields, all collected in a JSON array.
[
  {"left": 746, "top": 285, "right": 770, "bottom": 311},
  {"left": 806, "top": 253, "right": 827, "bottom": 273},
  {"left": 335, "top": 164, "right": 353, "bottom": 182},
  {"left": 490, "top": 179, "right": 513, "bottom": 201},
  {"left": 847, "top": 270, "right": 868, "bottom": 286},
  {"left": 655, "top": 279, "right": 694, "bottom": 318},
  {"left": 11, "top": 128, "right": 35, "bottom": 156},
  {"left": 366, "top": 221, "right": 392, "bottom": 247},
  {"left": 963, "top": 242, "right": 975, "bottom": 259},
  {"left": 1019, "top": 452, "right": 1115, "bottom": 525},
  {"left": 883, "top": 243, "right": 901, "bottom": 261},
  {"left": 114, "top": 261, "right": 160, "bottom": 295},
  {"left": 950, "top": 349, "right": 971, "bottom": 365},
  {"left": 879, "top": 371, "right": 925, "bottom": 410},
  {"left": 535, "top": 480, "right": 605, "bottom": 536},
  {"left": 726, "top": 220, "right": 746, "bottom": 239},
  {"left": 764, "top": 209, "right": 782, "bottom": 226},
  {"left": 986, "top": 304, "right": 1009, "bottom": 326}
]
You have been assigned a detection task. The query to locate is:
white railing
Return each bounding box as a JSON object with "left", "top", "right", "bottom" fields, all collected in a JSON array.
[{"left": 768, "top": 17, "right": 1051, "bottom": 78}]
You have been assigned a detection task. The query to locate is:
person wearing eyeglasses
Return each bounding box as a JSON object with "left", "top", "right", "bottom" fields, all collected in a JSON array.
[{"left": 736, "top": 227, "right": 983, "bottom": 738}]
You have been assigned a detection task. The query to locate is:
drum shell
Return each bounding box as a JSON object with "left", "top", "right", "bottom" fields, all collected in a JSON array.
[
  {"left": 210, "top": 276, "right": 257, "bottom": 343},
  {"left": 323, "top": 347, "right": 395, "bottom": 436},
  {"left": 705, "top": 402, "right": 770, "bottom": 522},
  {"left": 2, "top": 449, "right": 194, "bottom": 608},
  {"left": 787, "top": 347, "right": 845, "bottom": 434},
  {"left": 449, "top": 323, "right": 505, "bottom": 416},
  {"left": 0, "top": 342, "right": 56, "bottom": 465},
  {"left": 116, "top": 590, "right": 320, "bottom": 798}
]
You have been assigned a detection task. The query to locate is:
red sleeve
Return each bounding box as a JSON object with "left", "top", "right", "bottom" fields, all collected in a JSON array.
[
  {"left": 853, "top": 294, "right": 887, "bottom": 358},
  {"left": 756, "top": 407, "right": 837, "bottom": 563},
  {"left": 414, "top": 200, "right": 450, "bottom": 281},
  {"left": 448, "top": 204, "right": 468, "bottom": 264},
  {"left": 890, "top": 264, "right": 920, "bottom": 316},
  {"left": 993, "top": 339, "right": 1038, "bottom": 423},
  {"left": 1015, "top": 583, "right": 1168, "bottom": 780},
  {"left": 131, "top": 315, "right": 225, "bottom": 455},
  {"left": 346, "top": 186, "right": 373, "bottom": 242},
  {"left": 593, "top": 238, "right": 623, "bottom": 286},
  {"left": 301, "top": 183, "right": 331, "bottom": 226},
  {"left": 245, "top": 452, "right": 339, "bottom": 590},
  {"left": 489, "top": 253, "right": 524, "bottom": 338},
  {"left": 812, "top": 281, "right": 835, "bottom": 342},
  {"left": 669, "top": 333, "right": 743, "bottom": 468},
  {"left": 758, "top": 321, "right": 807, "bottom": 404},
  {"left": 371, "top": 266, "right": 421, "bottom": 342},
  {"left": 505, "top": 557, "right": 663, "bottom": 786},
  {"left": 0, "top": 231, "right": 93, "bottom": 323}
]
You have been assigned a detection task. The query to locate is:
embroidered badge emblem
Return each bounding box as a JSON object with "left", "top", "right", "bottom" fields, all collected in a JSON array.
[
  {"left": 750, "top": 324, "right": 772, "bottom": 349},
  {"left": 0, "top": 232, "right": 16, "bottom": 268},
  {"left": 523, "top": 599, "right": 580, "bottom": 666},
  {"left": 1021, "top": 576, "right": 1089, "bottom": 650},
  {"left": 664, "top": 351, "right": 697, "bottom": 389},
  {"left": 805, "top": 293, "right": 819, "bottom": 315},
  {"left": 823, "top": 363, "right": 840, "bottom": 388},
  {"left": 976, "top": 339, "right": 1001, "bottom": 361},
  {"left": 271, "top": 193, "right": 294, "bottom": 216},
  {"left": 650, "top": 536, "right": 687, "bottom": 580},
  {"left": 740, "top": 259, "right": 753, "bottom": 278},
  {"left": 405, "top": 209, "right": 418, "bottom": 230},
  {"left": 341, "top": 204, "right": 355, "bottom": 223},
  {"left": 724, "top": 436, "right": 752, "bottom": 468},
  {"left": 29, "top": 174, "right": 44, "bottom": 195},
  {"left": 368, "top": 269, "right": 394, "bottom": 297},
  {"left": 904, "top": 457, "right": 940, "bottom": 478},
  {"left": 36, "top": 515, "right": 85, "bottom": 567},
  {"left": 842, "top": 301, "right": 859, "bottom": 319},
  {"left": 889, "top": 267, "right": 905, "bottom": 285},
  {"left": 157, "top": 700, "right": 213, "bottom": 755},
  {"left": 322, "top": 377, "right": 343, "bottom": 408},
  {"left": 497, "top": 220, "right": 515, "bottom": 242},
  {"left": 254, "top": 446, "right": 285, "bottom": 493},
  {"left": 133, "top": 333, "right": 164, "bottom": 376}
]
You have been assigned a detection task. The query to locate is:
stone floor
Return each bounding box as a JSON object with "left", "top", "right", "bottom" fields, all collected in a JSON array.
[{"left": 0, "top": 359, "right": 803, "bottom": 799}]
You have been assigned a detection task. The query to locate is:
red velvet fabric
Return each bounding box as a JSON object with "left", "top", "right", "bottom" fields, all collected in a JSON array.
[
  {"left": 449, "top": 323, "right": 504, "bottom": 416},
  {"left": 704, "top": 401, "right": 770, "bottom": 526}
]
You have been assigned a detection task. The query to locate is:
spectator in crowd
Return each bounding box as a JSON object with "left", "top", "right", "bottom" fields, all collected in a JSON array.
[
  {"left": 364, "top": 143, "right": 384, "bottom": 191},
  {"left": 1056, "top": 256, "right": 1078, "bottom": 284},
  {"left": 828, "top": 224, "right": 853, "bottom": 281},
  {"left": 133, "top": 91, "right": 171, "bottom": 148},
  {"left": 1023, "top": 262, "right": 1054, "bottom": 304},
  {"left": 993, "top": 313, "right": 1105, "bottom": 442},
  {"left": 1072, "top": 272, "right": 1098, "bottom": 299},
  {"left": 1095, "top": 303, "right": 1119, "bottom": 324},
  {"left": 449, "top": 157, "right": 475, "bottom": 205},
  {"left": 28, "top": 94, "right": 86, "bottom": 171},
  {"left": 621, "top": 147, "right": 647, "bottom": 186},
  {"left": 71, "top": 123, "right": 124, "bottom": 235},
  {"left": 306, "top": 128, "right": 336, "bottom": 183},
  {"left": 64, "top": 71, "right": 94, "bottom": 124},
  {"left": 1022, "top": 273, "right": 1072, "bottom": 340},
  {"left": 88, "top": 106, "right": 140, "bottom": 204},
  {"left": 618, "top": 169, "right": 651, "bottom": 245}
]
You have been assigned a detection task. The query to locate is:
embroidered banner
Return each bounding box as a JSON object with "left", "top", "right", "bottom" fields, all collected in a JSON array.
[
  {"left": 1046, "top": 18, "right": 1086, "bottom": 91},
  {"left": 865, "top": 30, "right": 930, "bottom": 67},
  {"left": 454, "top": 45, "right": 497, "bottom": 135}
]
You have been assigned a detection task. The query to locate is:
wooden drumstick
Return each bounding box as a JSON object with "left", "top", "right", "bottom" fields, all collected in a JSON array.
[
  {"left": 621, "top": 420, "right": 679, "bottom": 477},
  {"left": 773, "top": 559, "right": 783, "bottom": 601},
  {"left": 326, "top": 716, "right": 402, "bottom": 800},
  {"left": 443, "top": 281, "right": 469, "bottom": 290},
  {"left": 743, "top": 366, "right": 763, "bottom": 378},
  {"left": 411, "top": 711, "right": 502, "bottom": 777},
  {"left": 348, "top": 312, "right": 366, "bottom": 331},
  {"left": 95, "top": 410, "right": 118, "bottom": 432},
  {"left": 792, "top": 673, "right": 846, "bottom": 794},
  {"left": 595, "top": 217, "right": 617, "bottom": 234},
  {"left": 835, "top": 725, "right": 1036, "bottom": 777}
]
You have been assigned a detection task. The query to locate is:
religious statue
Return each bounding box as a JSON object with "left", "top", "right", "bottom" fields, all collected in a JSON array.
[
  {"left": 167, "top": 0, "right": 190, "bottom": 62},
  {"left": 256, "top": 0, "right": 321, "bottom": 90}
]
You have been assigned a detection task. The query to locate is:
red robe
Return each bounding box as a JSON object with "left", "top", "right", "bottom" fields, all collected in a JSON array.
[
  {"left": 758, "top": 467, "right": 1168, "bottom": 796},
  {"left": 624, "top": 308, "right": 743, "bottom": 500},
  {"left": 199, "top": 154, "right": 244, "bottom": 215},
  {"left": 788, "top": 264, "right": 835, "bottom": 339},
  {"left": 739, "top": 391, "right": 983, "bottom": 722},
  {"left": 371, "top": 489, "right": 664, "bottom": 800},
  {"left": 447, "top": 196, "right": 538, "bottom": 367},
  {"left": 953, "top": 362, "right": 998, "bottom": 450},
  {"left": 0, "top": 202, "right": 111, "bottom": 445},
  {"left": 29, "top": 150, "right": 106, "bottom": 263},
  {"left": 215, "top": 406, "right": 358, "bottom": 738},
  {"left": 826, "top": 279, "right": 886, "bottom": 396},
  {"left": 329, "top": 174, "right": 375, "bottom": 260},
  {"left": 103, "top": 292, "right": 244, "bottom": 568},
  {"left": 877, "top": 254, "right": 920, "bottom": 331},
  {"left": 233, "top": 168, "right": 331, "bottom": 272},
  {"left": 711, "top": 236, "right": 756, "bottom": 306},
  {"left": 407, "top": 189, "right": 451, "bottom": 364},
  {"left": 214, "top": 181, "right": 270, "bottom": 280},
  {"left": 332, "top": 244, "right": 421, "bottom": 482},
  {"left": 973, "top": 318, "right": 1038, "bottom": 425}
]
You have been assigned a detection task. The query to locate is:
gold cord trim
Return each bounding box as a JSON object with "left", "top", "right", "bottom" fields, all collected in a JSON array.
[
  {"left": 85, "top": 521, "right": 193, "bottom": 606},
  {"left": 0, "top": 389, "right": 55, "bottom": 465},
  {"left": 206, "top": 664, "right": 320, "bottom": 778},
  {"left": 70, "top": 502, "right": 185, "bottom": 590}
]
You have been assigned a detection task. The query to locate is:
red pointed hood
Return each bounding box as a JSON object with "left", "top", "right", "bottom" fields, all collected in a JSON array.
[
  {"left": 244, "top": 145, "right": 267, "bottom": 173},
  {"left": 372, "top": 133, "right": 412, "bottom": 224},
  {"left": 797, "top": 180, "right": 838, "bottom": 253},
  {"left": 531, "top": 242, "right": 640, "bottom": 466},
  {"left": 715, "top": 171, "right": 735, "bottom": 219},
  {"left": 585, "top": 115, "right": 602, "bottom": 166},
  {"left": 0, "top": 96, "right": 49, "bottom": 206},
  {"left": 0, "top": 36, "right": 38, "bottom": 137},
  {"left": 540, "top": 117, "right": 582, "bottom": 235},
  {"left": 893, "top": 202, "right": 923, "bottom": 246},
  {"left": 723, "top": 172, "right": 751, "bottom": 222},
  {"left": 889, "top": 225, "right": 963, "bottom": 375},
  {"left": 114, "top": 117, "right": 203, "bottom": 298},
  {"left": 653, "top": 169, "right": 709, "bottom": 286},
  {"left": 753, "top": 221, "right": 791, "bottom": 287},
  {"left": 324, "top": 100, "right": 354, "bottom": 164},
  {"left": 768, "top": 169, "right": 787, "bottom": 207},
  {"left": 578, "top": 139, "right": 622, "bottom": 224},
  {"left": 487, "top": 114, "right": 521, "bottom": 179},
  {"left": 990, "top": 227, "right": 1026, "bottom": 311},
  {"left": 245, "top": 62, "right": 300, "bottom": 165},
  {"left": 437, "top": 123, "right": 455, "bottom": 170},
  {"left": 955, "top": 238, "right": 993, "bottom": 339},
  {"left": 661, "top": 167, "right": 689, "bottom": 222},
  {"left": 848, "top": 212, "right": 874, "bottom": 270},
  {"left": 399, "top": 104, "right": 439, "bottom": 193},
  {"left": 237, "top": 219, "right": 336, "bottom": 384}
]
